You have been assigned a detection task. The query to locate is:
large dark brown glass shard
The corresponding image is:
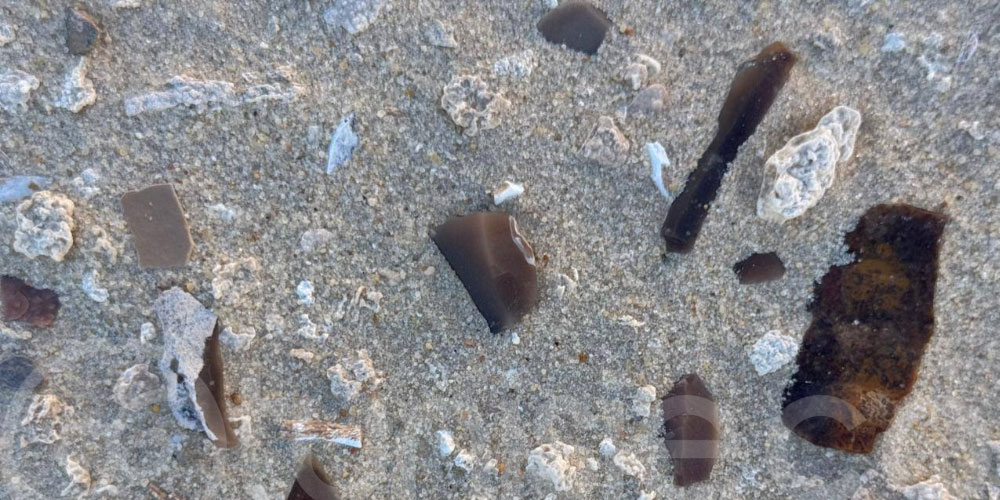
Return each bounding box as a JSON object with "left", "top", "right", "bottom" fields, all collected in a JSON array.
[
  {"left": 1, "top": 276, "right": 60, "bottom": 327},
  {"left": 536, "top": 1, "right": 612, "bottom": 55},
  {"left": 661, "top": 373, "right": 719, "bottom": 487},
  {"left": 196, "top": 322, "right": 239, "bottom": 448},
  {"left": 432, "top": 212, "right": 538, "bottom": 333},
  {"left": 661, "top": 42, "right": 797, "bottom": 253},
  {"left": 781, "top": 204, "right": 946, "bottom": 454},
  {"left": 121, "top": 184, "right": 194, "bottom": 269},
  {"left": 286, "top": 455, "right": 340, "bottom": 500},
  {"left": 733, "top": 252, "right": 786, "bottom": 284}
]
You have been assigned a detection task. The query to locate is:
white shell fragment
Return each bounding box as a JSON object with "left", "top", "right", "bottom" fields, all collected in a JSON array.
[
  {"left": 436, "top": 429, "right": 456, "bottom": 457},
  {"left": 124, "top": 73, "right": 297, "bottom": 116},
  {"left": 581, "top": 116, "right": 629, "bottom": 167},
  {"left": 61, "top": 454, "right": 92, "bottom": 497},
  {"left": 492, "top": 181, "right": 524, "bottom": 205},
  {"left": 326, "top": 114, "right": 359, "bottom": 174},
  {"left": 113, "top": 364, "right": 162, "bottom": 411},
  {"left": 13, "top": 191, "right": 76, "bottom": 261},
  {"left": 622, "top": 62, "right": 647, "bottom": 90},
  {"left": 757, "top": 106, "right": 862, "bottom": 222},
  {"left": 0, "top": 68, "right": 39, "bottom": 114},
  {"left": 54, "top": 58, "right": 96, "bottom": 113},
  {"left": 645, "top": 142, "right": 671, "bottom": 200},
  {"left": 20, "top": 394, "right": 71, "bottom": 447},
  {"left": 748, "top": 330, "right": 798, "bottom": 375},
  {"left": 630, "top": 385, "right": 657, "bottom": 419},
  {"left": 440, "top": 75, "right": 510, "bottom": 136},
  {"left": 283, "top": 419, "right": 363, "bottom": 448},
  {"left": 526, "top": 442, "right": 577, "bottom": 492},
  {"left": 155, "top": 288, "right": 221, "bottom": 440},
  {"left": 328, "top": 350, "right": 382, "bottom": 404}
]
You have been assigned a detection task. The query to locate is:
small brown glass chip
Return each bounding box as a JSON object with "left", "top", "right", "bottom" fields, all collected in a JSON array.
[
  {"left": 1, "top": 275, "right": 60, "bottom": 327},
  {"left": 121, "top": 184, "right": 194, "bottom": 269},
  {"left": 537, "top": 1, "right": 612, "bottom": 55},
  {"left": 286, "top": 455, "right": 340, "bottom": 500},
  {"left": 781, "top": 204, "right": 946, "bottom": 454},
  {"left": 661, "top": 373, "right": 719, "bottom": 487},
  {"left": 432, "top": 212, "right": 539, "bottom": 333},
  {"left": 195, "top": 322, "right": 239, "bottom": 449},
  {"left": 733, "top": 252, "right": 786, "bottom": 284}
]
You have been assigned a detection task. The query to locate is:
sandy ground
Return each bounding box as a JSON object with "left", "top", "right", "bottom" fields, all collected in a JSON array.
[{"left": 1, "top": 1, "right": 999, "bottom": 499}]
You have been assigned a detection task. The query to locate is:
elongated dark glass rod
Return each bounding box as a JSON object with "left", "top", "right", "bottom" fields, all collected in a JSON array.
[{"left": 661, "top": 42, "right": 797, "bottom": 253}]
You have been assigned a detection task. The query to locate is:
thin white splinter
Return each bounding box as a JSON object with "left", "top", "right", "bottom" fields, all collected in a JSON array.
[
  {"left": 326, "top": 114, "right": 358, "bottom": 174},
  {"left": 509, "top": 217, "right": 536, "bottom": 267},
  {"left": 493, "top": 181, "right": 524, "bottom": 205},
  {"left": 646, "top": 142, "right": 671, "bottom": 200}
]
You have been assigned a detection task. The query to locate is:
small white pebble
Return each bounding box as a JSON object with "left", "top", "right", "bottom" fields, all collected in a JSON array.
[
  {"left": 586, "top": 457, "right": 599, "bottom": 471},
  {"left": 492, "top": 181, "right": 524, "bottom": 205},
  {"left": 296, "top": 280, "right": 314, "bottom": 306},
  {"left": 511, "top": 332, "right": 520, "bottom": 345},
  {"left": 453, "top": 449, "right": 475, "bottom": 472},
  {"left": 139, "top": 322, "right": 156, "bottom": 344},
  {"left": 635, "top": 54, "right": 661, "bottom": 75},
  {"left": 631, "top": 385, "right": 657, "bottom": 419},
  {"left": 289, "top": 348, "right": 315, "bottom": 362},
  {"left": 882, "top": 32, "right": 906, "bottom": 52},
  {"left": 749, "top": 330, "right": 798, "bottom": 375},
  {"left": 599, "top": 438, "right": 616, "bottom": 457},
  {"left": 435, "top": 430, "right": 456, "bottom": 457}
]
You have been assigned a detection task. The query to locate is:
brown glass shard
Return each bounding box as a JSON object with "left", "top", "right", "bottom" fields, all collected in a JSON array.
[
  {"left": 733, "top": 252, "right": 786, "bottom": 284},
  {"left": 537, "top": 1, "right": 612, "bottom": 55},
  {"left": 196, "top": 322, "right": 239, "bottom": 448},
  {"left": 120, "top": 184, "right": 194, "bottom": 269},
  {"left": 286, "top": 455, "right": 340, "bottom": 500},
  {"left": 660, "top": 373, "right": 719, "bottom": 487},
  {"left": 781, "top": 204, "right": 946, "bottom": 454},
  {"left": 1, "top": 276, "right": 60, "bottom": 327},
  {"left": 432, "top": 212, "right": 538, "bottom": 333},
  {"left": 661, "top": 42, "right": 797, "bottom": 253}
]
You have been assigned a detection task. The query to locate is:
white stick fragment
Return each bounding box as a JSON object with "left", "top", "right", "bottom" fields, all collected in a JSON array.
[
  {"left": 646, "top": 142, "right": 671, "bottom": 200},
  {"left": 283, "top": 419, "right": 363, "bottom": 449},
  {"left": 326, "top": 114, "right": 359, "bottom": 174},
  {"left": 492, "top": 181, "right": 524, "bottom": 205}
]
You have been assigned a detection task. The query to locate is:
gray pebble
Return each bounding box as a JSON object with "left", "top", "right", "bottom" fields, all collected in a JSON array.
[{"left": 0, "top": 355, "right": 42, "bottom": 391}]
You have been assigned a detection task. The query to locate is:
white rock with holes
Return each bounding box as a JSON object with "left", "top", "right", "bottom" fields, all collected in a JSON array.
[
  {"left": 527, "top": 442, "right": 577, "bottom": 492},
  {"left": 13, "top": 191, "right": 75, "bottom": 261}
]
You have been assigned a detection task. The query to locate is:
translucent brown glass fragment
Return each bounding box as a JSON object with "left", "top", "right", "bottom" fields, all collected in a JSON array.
[
  {"left": 1, "top": 275, "right": 60, "bottom": 327},
  {"left": 661, "top": 42, "right": 796, "bottom": 253},
  {"left": 733, "top": 252, "right": 786, "bottom": 284},
  {"left": 781, "top": 204, "right": 946, "bottom": 454},
  {"left": 432, "top": 212, "right": 538, "bottom": 333},
  {"left": 661, "top": 373, "right": 719, "bottom": 487},
  {"left": 536, "top": 1, "right": 612, "bottom": 55},
  {"left": 196, "top": 322, "right": 239, "bottom": 448},
  {"left": 120, "top": 184, "right": 194, "bottom": 269},
  {"left": 286, "top": 455, "right": 340, "bottom": 500}
]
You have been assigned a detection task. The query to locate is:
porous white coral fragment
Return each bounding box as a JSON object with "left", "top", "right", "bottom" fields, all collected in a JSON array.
[
  {"left": 54, "top": 58, "right": 96, "bottom": 113},
  {"left": 527, "top": 442, "right": 577, "bottom": 492},
  {"left": 13, "top": 191, "right": 75, "bottom": 261},
  {"left": 441, "top": 75, "right": 510, "bottom": 136},
  {"left": 0, "top": 68, "right": 39, "bottom": 114},
  {"left": 749, "top": 330, "right": 798, "bottom": 375}
]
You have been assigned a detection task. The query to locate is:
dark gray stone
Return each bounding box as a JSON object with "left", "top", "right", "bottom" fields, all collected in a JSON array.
[{"left": 0, "top": 355, "right": 42, "bottom": 391}]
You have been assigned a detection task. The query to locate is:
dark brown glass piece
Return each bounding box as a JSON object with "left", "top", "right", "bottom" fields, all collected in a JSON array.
[
  {"left": 196, "top": 322, "right": 239, "bottom": 448},
  {"left": 287, "top": 455, "right": 340, "bottom": 500},
  {"left": 781, "top": 204, "right": 946, "bottom": 454},
  {"left": 432, "top": 212, "right": 538, "bottom": 333},
  {"left": 121, "top": 184, "right": 194, "bottom": 269},
  {"left": 661, "top": 373, "right": 719, "bottom": 487},
  {"left": 661, "top": 42, "right": 797, "bottom": 253},
  {"left": 536, "top": 1, "right": 612, "bottom": 55},
  {"left": 1, "top": 275, "right": 60, "bottom": 327},
  {"left": 733, "top": 252, "right": 786, "bottom": 284}
]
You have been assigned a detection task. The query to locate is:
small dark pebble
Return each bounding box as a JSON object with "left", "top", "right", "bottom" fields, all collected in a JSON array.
[
  {"left": 0, "top": 356, "right": 42, "bottom": 391},
  {"left": 733, "top": 252, "right": 786, "bottom": 284},
  {"left": 66, "top": 6, "right": 101, "bottom": 55},
  {"left": 1, "top": 275, "right": 61, "bottom": 327},
  {"left": 537, "top": 1, "right": 612, "bottom": 55}
]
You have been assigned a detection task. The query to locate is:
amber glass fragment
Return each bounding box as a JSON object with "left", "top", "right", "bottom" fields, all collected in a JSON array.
[
  {"left": 195, "top": 322, "right": 239, "bottom": 448},
  {"left": 782, "top": 204, "right": 946, "bottom": 454},
  {"left": 432, "top": 212, "right": 538, "bottom": 333},
  {"left": 661, "top": 373, "right": 719, "bottom": 487},
  {"left": 536, "top": 1, "right": 612, "bottom": 55},
  {"left": 1, "top": 275, "right": 60, "bottom": 327},
  {"left": 120, "top": 184, "right": 194, "bottom": 269},
  {"left": 733, "top": 252, "right": 786, "bottom": 284},
  {"left": 287, "top": 455, "right": 340, "bottom": 500},
  {"left": 661, "top": 42, "right": 797, "bottom": 253}
]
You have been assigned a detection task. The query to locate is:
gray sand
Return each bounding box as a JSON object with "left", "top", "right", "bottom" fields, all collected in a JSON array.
[{"left": 1, "top": 1, "right": 998, "bottom": 499}]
